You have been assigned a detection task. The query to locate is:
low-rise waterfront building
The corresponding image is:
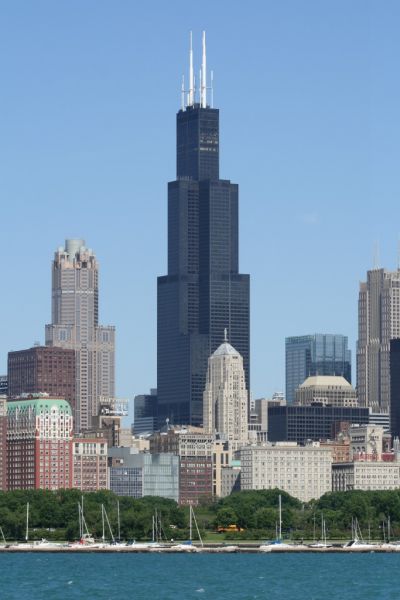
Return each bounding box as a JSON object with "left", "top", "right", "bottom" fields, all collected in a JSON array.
[
  {"left": 220, "top": 461, "right": 241, "bottom": 497},
  {"left": 108, "top": 447, "right": 179, "bottom": 501},
  {"left": 239, "top": 442, "right": 332, "bottom": 502},
  {"left": 150, "top": 426, "right": 213, "bottom": 505},
  {"left": 73, "top": 433, "right": 108, "bottom": 491},
  {"left": 332, "top": 461, "right": 400, "bottom": 491}
]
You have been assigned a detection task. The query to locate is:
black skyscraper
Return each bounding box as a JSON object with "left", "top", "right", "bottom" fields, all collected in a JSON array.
[
  {"left": 390, "top": 339, "right": 400, "bottom": 437},
  {"left": 157, "top": 34, "right": 250, "bottom": 426}
]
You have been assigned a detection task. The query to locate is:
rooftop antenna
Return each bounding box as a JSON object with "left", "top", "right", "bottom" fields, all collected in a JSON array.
[
  {"left": 397, "top": 237, "right": 400, "bottom": 270},
  {"left": 201, "top": 30, "right": 207, "bottom": 108},
  {"left": 373, "top": 241, "right": 380, "bottom": 269},
  {"left": 189, "top": 31, "right": 194, "bottom": 106},
  {"left": 224, "top": 327, "right": 228, "bottom": 343},
  {"left": 210, "top": 70, "right": 214, "bottom": 108},
  {"left": 181, "top": 75, "right": 185, "bottom": 111}
]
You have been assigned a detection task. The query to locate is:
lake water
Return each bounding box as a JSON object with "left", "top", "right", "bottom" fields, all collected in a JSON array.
[{"left": 1, "top": 552, "right": 398, "bottom": 599}]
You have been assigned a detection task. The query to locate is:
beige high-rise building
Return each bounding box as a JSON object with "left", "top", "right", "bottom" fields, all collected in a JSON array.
[
  {"left": 357, "top": 268, "right": 400, "bottom": 413},
  {"left": 203, "top": 333, "right": 248, "bottom": 447},
  {"left": 45, "top": 239, "right": 115, "bottom": 431}
]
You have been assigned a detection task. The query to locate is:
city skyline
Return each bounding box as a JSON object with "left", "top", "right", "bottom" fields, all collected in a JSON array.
[{"left": 2, "top": 2, "right": 400, "bottom": 403}]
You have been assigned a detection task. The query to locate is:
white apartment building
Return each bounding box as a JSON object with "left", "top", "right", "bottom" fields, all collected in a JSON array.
[
  {"left": 239, "top": 442, "right": 332, "bottom": 502},
  {"left": 332, "top": 461, "right": 400, "bottom": 492}
]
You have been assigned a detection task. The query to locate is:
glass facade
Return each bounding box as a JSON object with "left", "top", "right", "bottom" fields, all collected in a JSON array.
[
  {"left": 268, "top": 405, "right": 369, "bottom": 444},
  {"left": 285, "top": 334, "right": 351, "bottom": 404},
  {"left": 157, "top": 103, "right": 250, "bottom": 426},
  {"left": 109, "top": 449, "right": 179, "bottom": 502}
]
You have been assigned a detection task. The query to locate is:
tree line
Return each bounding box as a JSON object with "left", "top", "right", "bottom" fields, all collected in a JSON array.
[{"left": 1, "top": 488, "right": 400, "bottom": 541}]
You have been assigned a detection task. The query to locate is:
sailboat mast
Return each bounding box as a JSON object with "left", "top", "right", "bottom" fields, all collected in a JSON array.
[
  {"left": 189, "top": 506, "right": 193, "bottom": 542},
  {"left": 25, "top": 502, "right": 29, "bottom": 542},
  {"left": 117, "top": 501, "right": 121, "bottom": 541},
  {"left": 278, "top": 495, "right": 282, "bottom": 541},
  {"left": 102, "top": 505, "right": 105, "bottom": 543}
]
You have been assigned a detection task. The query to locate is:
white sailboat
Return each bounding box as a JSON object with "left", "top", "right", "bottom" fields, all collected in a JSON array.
[
  {"left": 343, "top": 517, "right": 378, "bottom": 550},
  {"left": 259, "top": 495, "right": 296, "bottom": 551},
  {"left": 171, "top": 506, "right": 204, "bottom": 552}
]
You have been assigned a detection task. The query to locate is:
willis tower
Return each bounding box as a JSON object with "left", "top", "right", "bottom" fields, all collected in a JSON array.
[{"left": 157, "top": 32, "right": 250, "bottom": 426}]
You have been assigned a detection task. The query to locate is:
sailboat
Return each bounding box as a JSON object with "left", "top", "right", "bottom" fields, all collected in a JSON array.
[
  {"left": 259, "top": 495, "right": 298, "bottom": 551},
  {"left": 69, "top": 497, "right": 100, "bottom": 547},
  {"left": 343, "top": 517, "right": 377, "bottom": 550},
  {"left": 308, "top": 514, "right": 332, "bottom": 548},
  {"left": 170, "top": 506, "right": 204, "bottom": 552}
]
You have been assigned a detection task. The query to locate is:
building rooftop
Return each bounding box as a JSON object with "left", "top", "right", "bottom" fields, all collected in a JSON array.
[
  {"left": 300, "top": 376, "right": 353, "bottom": 388},
  {"left": 213, "top": 342, "right": 240, "bottom": 357},
  {"left": 7, "top": 397, "right": 72, "bottom": 414}
]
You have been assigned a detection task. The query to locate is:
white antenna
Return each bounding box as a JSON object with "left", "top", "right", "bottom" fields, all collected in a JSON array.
[
  {"left": 199, "top": 69, "right": 201, "bottom": 103},
  {"left": 210, "top": 70, "right": 214, "bottom": 108},
  {"left": 181, "top": 75, "right": 185, "bottom": 110},
  {"left": 189, "top": 31, "right": 194, "bottom": 106},
  {"left": 397, "top": 237, "right": 400, "bottom": 270},
  {"left": 373, "top": 241, "right": 380, "bottom": 269},
  {"left": 201, "top": 30, "right": 207, "bottom": 107}
]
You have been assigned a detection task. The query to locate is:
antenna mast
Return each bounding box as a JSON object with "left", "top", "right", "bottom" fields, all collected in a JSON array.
[
  {"left": 201, "top": 30, "right": 207, "bottom": 108},
  {"left": 189, "top": 31, "right": 194, "bottom": 106}
]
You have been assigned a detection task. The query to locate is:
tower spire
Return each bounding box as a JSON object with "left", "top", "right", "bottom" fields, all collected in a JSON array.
[
  {"left": 189, "top": 31, "right": 194, "bottom": 106},
  {"left": 201, "top": 30, "right": 207, "bottom": 108}
]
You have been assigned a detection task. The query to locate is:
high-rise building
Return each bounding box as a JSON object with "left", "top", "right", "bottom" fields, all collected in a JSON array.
[
  {"left": 390, "top": 339, "right": 400, "bottom": 437},
  {"left": 7, "top": 395, "right": 73, "bottom": 490},
  {"left": 285, "top": 334, "right": 351, "bottom": 404},
  {"left": 8, "top": 346, "right": 75, "bottom": 410},
  {"left": 295, "top": 376, "right": 358, "bottom": 408},
  {"left": 267, "top": 404, "right": 369, "bottom": 444},
  {"left": 358, "top": 268, "right": 400, "bottom": 413},
  {"left": 45, "top": 239, "right": 115, "bottom": 431},
  {"left": 157, "top": 33, "right": 250, "bottom": 426},
  {"left": 203, "top": 333, "right": 248, "bottom": 446},
  {"left": 133, "top": 389, "right": 158, "bottom": 435}
]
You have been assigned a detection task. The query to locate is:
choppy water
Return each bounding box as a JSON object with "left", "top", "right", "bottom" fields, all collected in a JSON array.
[{"left": 1, "top": 553, "right": 398, "bottom": 600}]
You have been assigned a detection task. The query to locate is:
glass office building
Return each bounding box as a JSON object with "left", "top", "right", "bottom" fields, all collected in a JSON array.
[
  {"left": 157, "top": 41, "right": 250, "bottom": 426},
  {"left": 285, "top": 334, "right": 351, "bottom": 404},
  {"left": 268, "top": 405, "right": 369, "bottom": 444},
  {"left": 109, "top": 448, "right": 179, "bottom": 501}
]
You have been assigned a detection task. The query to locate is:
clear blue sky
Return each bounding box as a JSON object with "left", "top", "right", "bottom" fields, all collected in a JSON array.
[{"left": 1, "top": 1, "right": 400, "bottom": 407}]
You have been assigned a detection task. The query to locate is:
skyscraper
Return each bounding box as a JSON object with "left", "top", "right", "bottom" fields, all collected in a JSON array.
[
  {"left": 357, "top": 268, "right": 400, "bottom": 412},
  {"left": 285, "top": 334, "right": 351, "bottom": 404},
  {"left": 390, "top": 339, "right": 400, "bottom": 437},
  {"left": 157, "top": 33, "right": 250, "bottom": 426},
  {"left": 45, "top": 239, "right": 115, "bottom": 431},
  {"left": 8, "top": 345, "right": 75, "bottom": 410},
  {"left": 203, "top": 332, "right": 248, "bottom": 447}
]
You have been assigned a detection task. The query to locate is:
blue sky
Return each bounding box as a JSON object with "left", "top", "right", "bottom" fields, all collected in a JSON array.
[{"left": 1, "top": 1, "right": 400, "bottom": 407}]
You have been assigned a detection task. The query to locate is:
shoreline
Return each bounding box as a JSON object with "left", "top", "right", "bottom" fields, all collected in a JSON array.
[{"left": 0, "top": 543, "right": 399, "bottom": 554}]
